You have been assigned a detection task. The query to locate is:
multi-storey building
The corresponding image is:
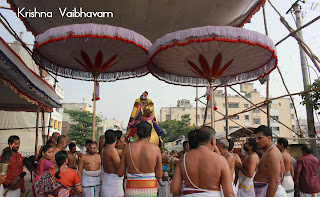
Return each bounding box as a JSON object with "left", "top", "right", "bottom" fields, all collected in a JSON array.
[{"left": 160, "top": 83, "right": 297, "bottom": 141}]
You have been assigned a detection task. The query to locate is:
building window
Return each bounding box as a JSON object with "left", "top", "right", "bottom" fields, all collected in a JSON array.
[
  {"left": 197, "top": 115, "right": 200, "bottom": 120},
  {"left": 253, "top": 109, "right": 260, "bottom": 113},
  {"left": 166, "top": 115, "right": 171, "bottom": 120},
  {"left": 271, "top": 116, "right": 279, "bottom": 122},
  {"left": 230, "top": 115, "right": 239, "bottom": 120},
  {"left": 228, "top": 103, "right": 239, "bottom": 108},
  {"left": 54, "top": 120, "right": 58, "bottom": 129},
  {"left": 253, "top": 118, "right": 261, "bottom": 124},
  {"left": 58, "top": 122, "right": 61, "bottom": 131},
  {"left": 244, "top": 104, "right": 249, "bottom": 108},
  {"left": 202, "top": 115, "right": 205, "bottom": 119},
  {"left": 245, "top": 115, "right": 249, "bottom": 120},
  {"left": 290, "top": 103, "right": 293, "bottom": 108},
  {"left": 279, "top": 103, "right": 281, "bottom": 106},
  {"left": 50, "top": 118, "right": 54, "bottom": 127},
  {"left": 271, "top": 127, "right": 280, "bottom": 136},
  {"left": 261, "top": 105, "right": 267, "bottom": 109},
  {"left": 292, "top": 125, "right": 295, "bottom": 130},
  {"left": 291, "top": 114, "right": 294, "bottom": 119}
]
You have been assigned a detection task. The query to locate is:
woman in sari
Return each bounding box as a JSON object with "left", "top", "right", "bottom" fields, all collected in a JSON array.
[
  {"left": 34, "top": 151, "right": 82, "bottom": 197},
  {"left": 33, "top": 144, "right": 54, "bottom": 183}
]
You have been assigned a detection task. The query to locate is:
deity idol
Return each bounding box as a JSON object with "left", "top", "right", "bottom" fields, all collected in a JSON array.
[{"left": 126, "top": 91, "right": 163, "bottom": 146}]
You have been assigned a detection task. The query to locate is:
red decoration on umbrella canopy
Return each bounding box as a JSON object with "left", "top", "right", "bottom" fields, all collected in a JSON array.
[
  {"left": 148, "top": 26, "right": 277, "bottom": 87},
  {"left": 33, "top": 23, "right": 152, "bottom": 81},
  {"left": 187, "top": 53, "right": 233, "bottom": 80},
  {"left": 73, "top": 50, "right": 118, "bottom": 74}
]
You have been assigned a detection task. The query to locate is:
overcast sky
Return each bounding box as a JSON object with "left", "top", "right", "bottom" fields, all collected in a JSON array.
[{"left": 1, "top": 0, "right": 320, "bottom": 129}]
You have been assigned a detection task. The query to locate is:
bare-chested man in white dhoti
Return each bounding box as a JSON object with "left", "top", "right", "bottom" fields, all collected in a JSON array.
[
  {"left": 277, "top": 138, "right": 294, "bottom": 197},
  {"left": 171, "top": 127, "right": 234, "bottom": 197},
  {"left": 217, "top": 138, "right": 236, "bottom": 194},
  {"left": 235, "top": 138, "right": 259, "bottom": 197},
  {"left": 78, "top": 141, "right": 101, "bottom": 197},
  {"left": 101, "top": 130, "right": 124, "bottom": 197},
  {"left": 254, "top": 125, "right": 286, "bottom": 197}
]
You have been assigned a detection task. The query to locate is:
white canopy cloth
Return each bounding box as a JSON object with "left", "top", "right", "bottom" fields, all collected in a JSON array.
[
  {"left": 33, "top": 23, "right": 152, "bottom": 81},
  {"left": 148, "top": 26, "right": 277, "bottom": 87},
  {"left": 8, "top": 0, "right": 265, "bottom": 42},
  {"left": 0, "top": 36, "right": 61, "bottom": 112}
]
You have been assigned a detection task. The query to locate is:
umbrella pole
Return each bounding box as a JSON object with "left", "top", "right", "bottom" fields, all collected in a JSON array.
[
  {"left": 35, "top": 106, "right": 40, "bottom": 158},
  {"left": 196, "top": 86, "right": 198, "bottom": 127},
  {"left": 92, "top": 75, "right": 97, "bottom": 141},
  {"left": 225, "top": 86, "right": 228, "bottom": 139},
  {"left": 209, "top": 80, "right": 214, "bottom": 128}
]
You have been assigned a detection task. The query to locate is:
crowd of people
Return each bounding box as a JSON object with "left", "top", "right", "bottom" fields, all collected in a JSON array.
[{"left": 0, "top": 123, "right": 320, "bottom": 197}]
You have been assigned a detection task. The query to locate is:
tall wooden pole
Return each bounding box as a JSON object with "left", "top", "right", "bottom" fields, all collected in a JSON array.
[
  {"left": 35, "top": 106, "right": 40, "bottom": 158},
  {"left": 294, "top": 4, "right": 318, "bottom": 156},
  {"left": 263, "top": 5, "right": 271, "bottom": 127},
  {"left": 210, "top": 80, "right": 214, "bottom": 128},
  {"left": 225, "top": 86, "right": 229, "bottom": 139},
  {"left": 47, "top": 112, "right": 51, "bottom": 141},
  {"left": 92, "top": 75, "right": 97, "bottom": 141},
  {"left": 41, "top": 108, "right": 46, "bottom": 145},
  {"left": 196, "top": 87, "right": 199, "bottom": 127}
]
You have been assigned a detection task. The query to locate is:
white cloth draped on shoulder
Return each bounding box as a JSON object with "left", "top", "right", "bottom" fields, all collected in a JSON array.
[
  {"left": 81, "top": 169, "right": 101, "bottom": 197},
  {"left": 101, "top": 173, "right": 124, "bottom": 197}
]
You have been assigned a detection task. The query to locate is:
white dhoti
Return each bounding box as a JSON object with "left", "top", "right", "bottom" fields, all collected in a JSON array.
[
  {"left": 281, "top": 172, "right": 294, "bottom": 197},
  {"left": 101, "top": 173, "right": 124, "bottom": 197},
  {"left": 3, "top": 188, "right": 20, "bottom": 197},
  {"left": 254, "top": 182, "right": 287, "bottom": 197},
  {"left": 81, "top": 169, "right": 101, "bottom": 197},
  {"left": 237, "top": 173, "right": 255, "bottom": 197},
  {"left": 0, "top": 184, "right": 3, "bottom": 197},
  {"left": 232, "top": 172, "right": 237, "bottom": 196},
  {"left": 299, "top": 192, "right": 320, "bottom": 197},
  {"left": 183, "top": 188, "right": 222, "bottom": 196},
  {"left": 158, "top": 179, "right": 169, "bottom": 197},
  {"left": 125, "top": 173, "right": 158, "bottom": 197}
]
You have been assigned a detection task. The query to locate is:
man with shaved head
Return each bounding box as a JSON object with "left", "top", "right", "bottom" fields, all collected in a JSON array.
[
  {"left": 217, "top": 138, "right": 236, "bottom": 194},
  {"left": 54, "top": 135, "right": 68, "bottom": 154}
]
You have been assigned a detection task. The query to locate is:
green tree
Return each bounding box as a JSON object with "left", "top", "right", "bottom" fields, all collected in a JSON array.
[
  {"left": 64, "top": 110, "right": 101, "bottom": 146},
  {"left": 301, "top": 78, "right": 320, "bottom": 115},
  {"left": 159, "top": 114, "right": 195, "bottom": 143}
]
